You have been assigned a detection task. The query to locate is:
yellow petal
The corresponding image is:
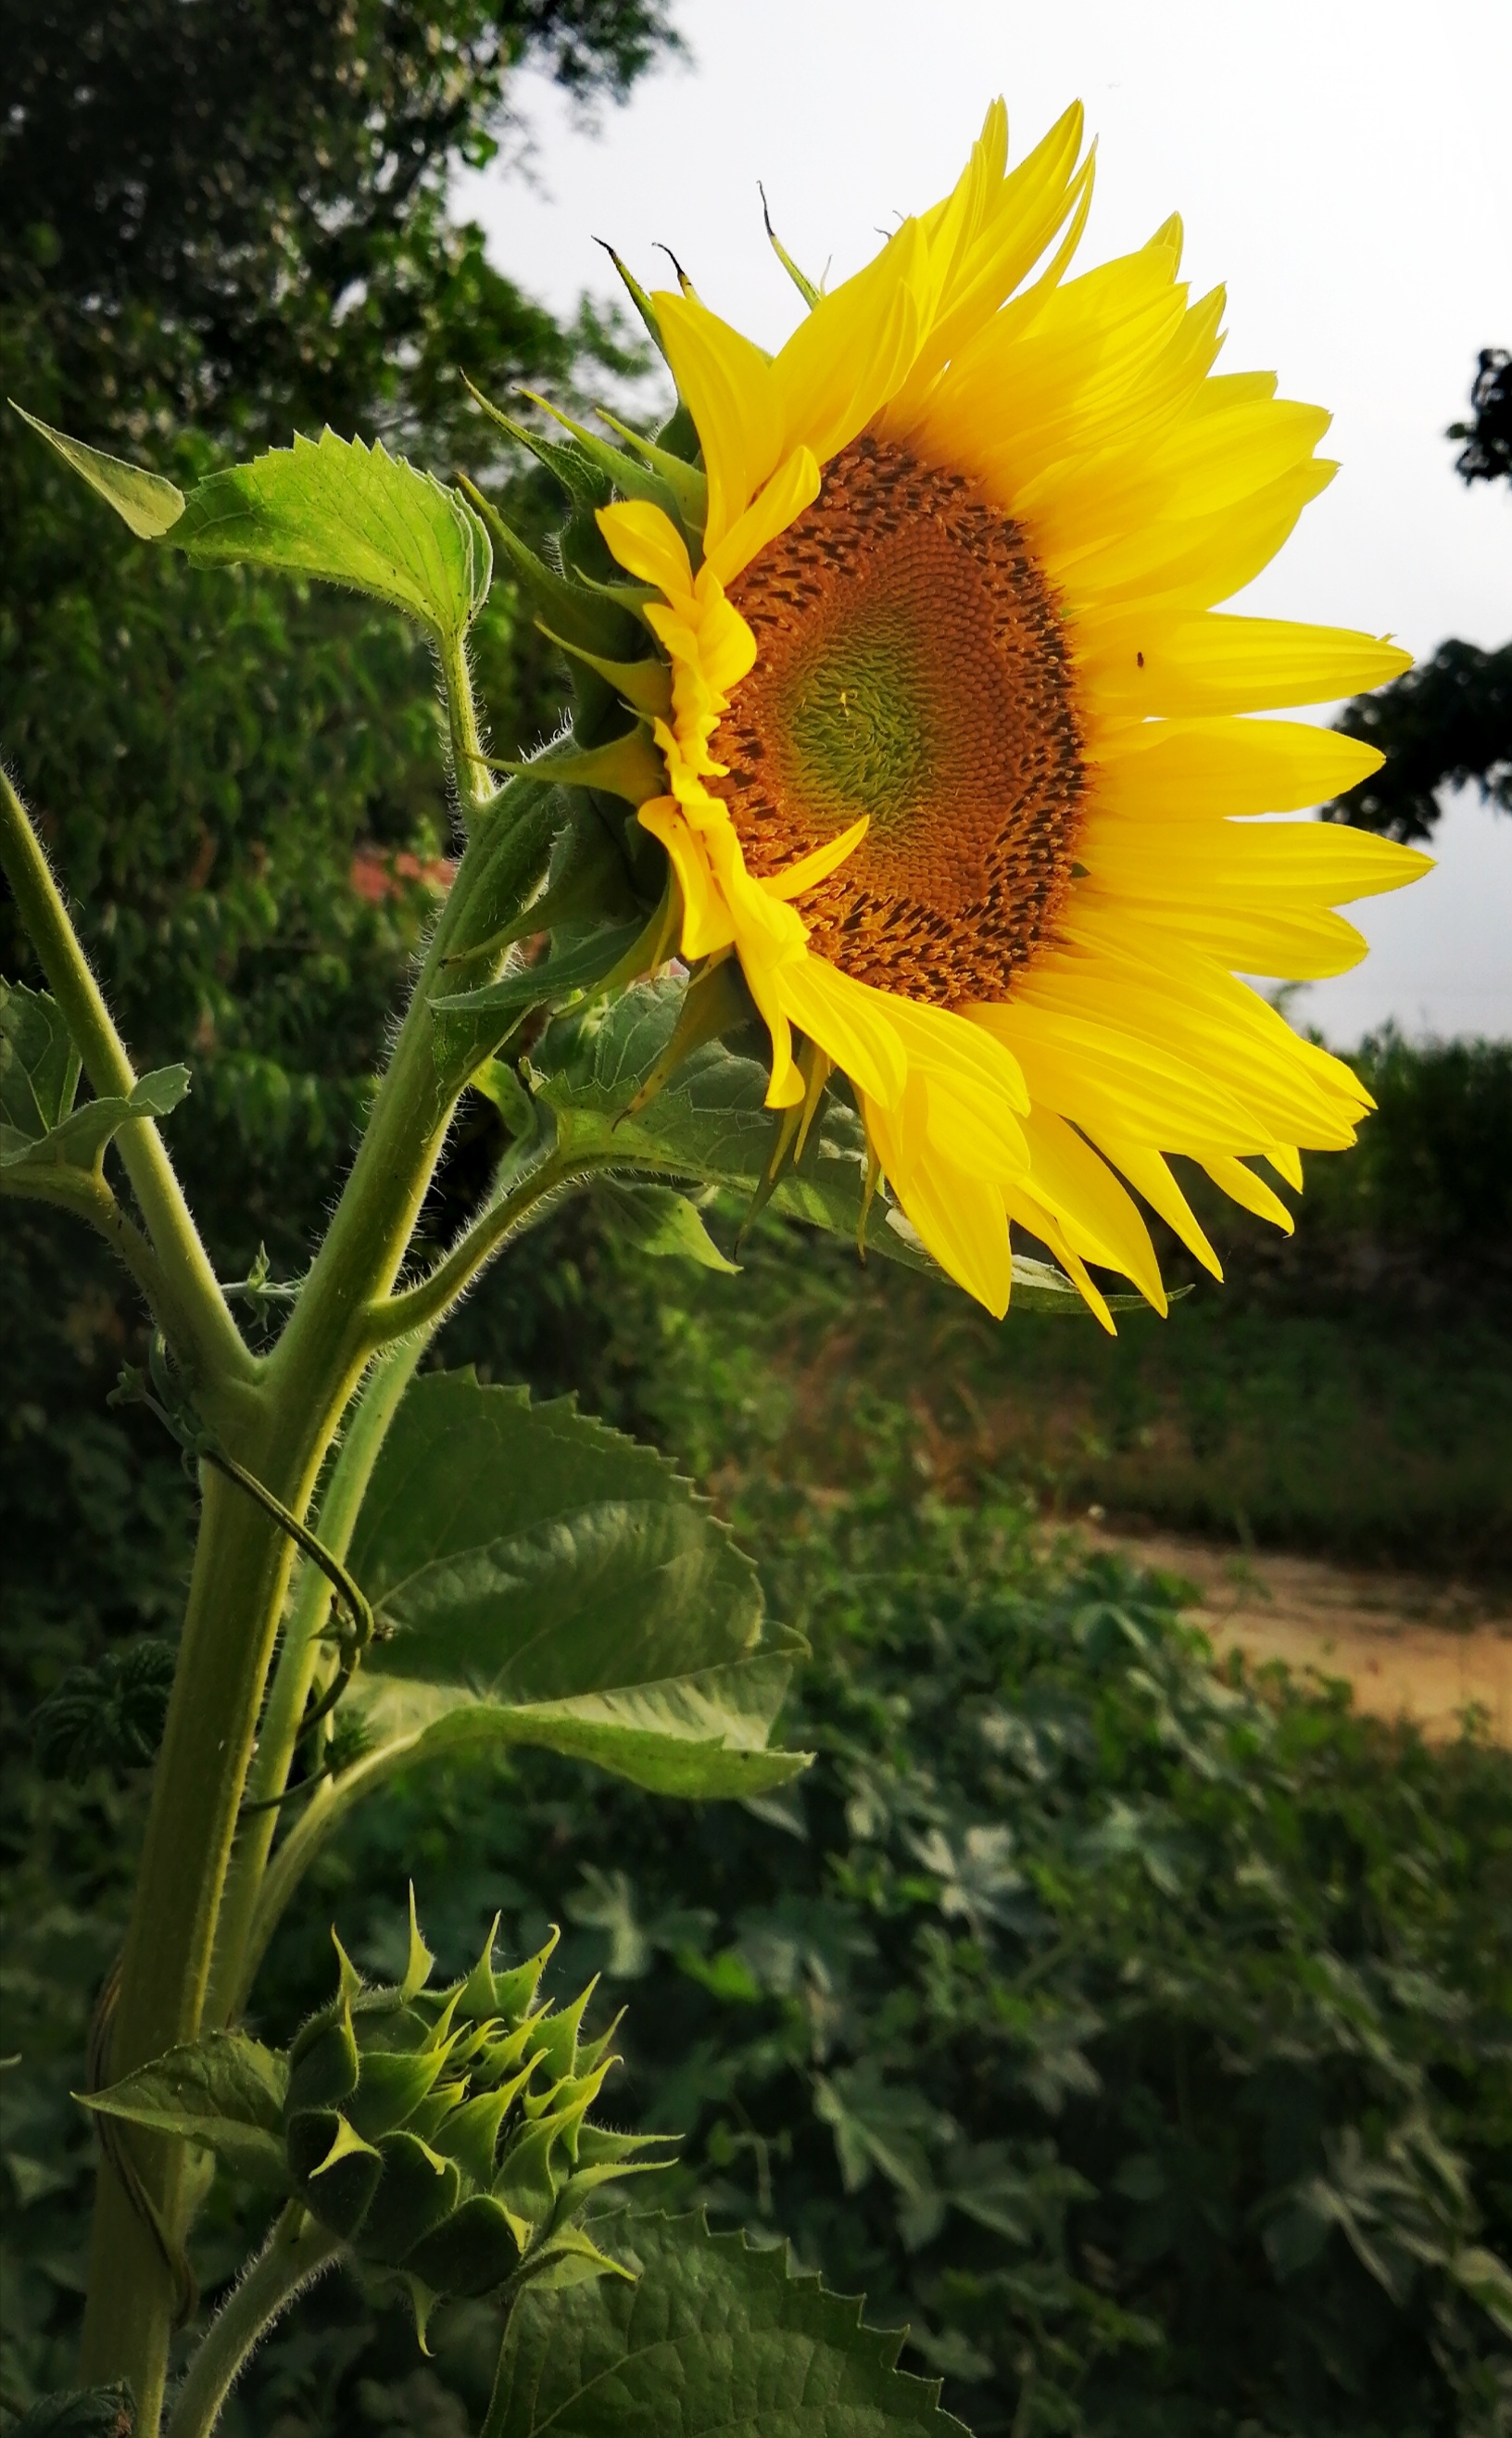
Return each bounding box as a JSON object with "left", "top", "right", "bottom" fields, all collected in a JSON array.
[
  {"left": 1018, "top": 1106, "right": 1167, "bottom": 1309},
  {"left": 1076, "top": 815, "right": 1433, "bottom": 906},
  {"left": 759, "top": 815, "right": 870, "bottom": 902},
  {"left": 1054, "top": 457, "right": 1334, "bottom": 615},
  {"left": 974, "top": 997, "right": 1275, "bottom": 1152},
  {"left": 702, "top": 445, "right": 822, "bottom": 589},
  {"left": 1086, "top": 717, "right": 1386, "bottom": 820},
  {"left": 867, "top": 1093, "right": 1015, "bottom": 1318},
  {"left": 1091, "top": 891, "right": 1369, "bottom": 979},
  {"left": 776, "top": 955, "right": 910, "bottom": 1111},
  {"left": 597, "top": 499, "right": 693, "bottom": 600},
  {"left": 1083, "top": 1131, "right": 1224, "bottom": 1278},
  {"left": 882, "top": 101, "right": 1092, "bottom": 430},
  {"left": 1084, "top": 613, "right": 1413, "bottom": 716},
  {"left": 1203, "top": 1155, "right": 1295, "bottom": 1232},
  {"left": 770, "top": 221, "right": 929, "bottom": 471},
  {"left": 637, "top": 799, "right": 735, "bottom": 960},
  {"left": 654, "top": 293, "right": 781, "bottom": 552}
]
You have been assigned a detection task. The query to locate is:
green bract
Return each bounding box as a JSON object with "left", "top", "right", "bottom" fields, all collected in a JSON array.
[{"left": 88, "top": 1904, "right": 675, "bottom": 2343}]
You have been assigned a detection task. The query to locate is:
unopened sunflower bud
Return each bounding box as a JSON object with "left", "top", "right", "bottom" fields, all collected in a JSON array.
[{"left": 276, "top": 1899, "right": 676, "bottom": 2327}]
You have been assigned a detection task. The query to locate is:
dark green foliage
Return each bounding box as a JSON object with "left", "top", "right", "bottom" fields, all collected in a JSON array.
[
  {"left": 1326, "top": 347, "right": 1509, "bottom": 840},
  {"left": 31, "top": 1641, "right": 174, "bottom": 1783},
  {"left": 0, "top": 0, "right": 676, "bottom": 448},
  {"left": 5, "top": 1342, "right": 1510, "bottom": 2427},
  {"left": 3, "top": 2386, "right": 133, "bottom": 2438},
  {"left": 491, "top": 2210, "right": 964, "bottom": 2437},
  {"left": 1273, "top": 1031, "right": 1512, "bottom": 1270},
  {"left": 1323, "top": 640, "right": 1512, "bottom": 842},
  {"left": 1449, "top": 349, "right": 1512, "bottom": 489},
  {"left": 256, "top": 1467, "right": 1512, "bottom": 2438}
]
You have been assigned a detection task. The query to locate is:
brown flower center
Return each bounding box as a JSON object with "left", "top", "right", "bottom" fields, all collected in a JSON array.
[{"left": 710, "top": 434, "right": 1085, "bottom": 1005}]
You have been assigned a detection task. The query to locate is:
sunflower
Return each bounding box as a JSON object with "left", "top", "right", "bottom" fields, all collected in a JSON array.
[{"left": 591, "top": 100, "right": 1430, "bottom": 1323}]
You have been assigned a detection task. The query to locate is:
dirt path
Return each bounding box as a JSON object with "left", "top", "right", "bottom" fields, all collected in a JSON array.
[{"left": 1077, "top": 1524, "right": 1512, "bottom": 1744}]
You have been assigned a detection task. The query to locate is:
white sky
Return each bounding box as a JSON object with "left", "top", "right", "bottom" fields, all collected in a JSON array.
[{"left": 460, "top": 0, "right": 1512, "bottom": 1043}]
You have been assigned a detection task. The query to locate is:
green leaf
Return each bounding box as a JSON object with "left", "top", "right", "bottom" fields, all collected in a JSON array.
[
  {"left": 14, "top": 411, "right": 488, "bottom": 643},
  {"left": 6, "top": 2383, "right": 135, "bottom": 2438},
  {"left": 0, "top": 1047, "right": 190, "bottom": 1177},
  {"left": 487, "top": 2209, "right": 966, "bottom": 2437},
  {"left": 171, "top": 431, "right": 490, "bottom": 644},
  {"left": 0, "top": 979, "right": 81, "bottom": 1142},
  {"left": 82, "top": 2030, "right": 290, "bottom": 2192},
  {"left": 595, "top": 1181, "right": 739, "bottom": 1274},
  {"left": 12, "top": 403, "right": 185, "bottom": 538},
  {"left": 1451, "top": 2243, "right": 1512, "bottom": 2339},
  {"left": 432, "top": 919, "right": 649, "bottom": 1030},
  {"left": 530, "top": 979, "right": 1113, "bottom": 1308},
  {"left": 337, "top": 1371, "right": 809, "bottom": 1803}
]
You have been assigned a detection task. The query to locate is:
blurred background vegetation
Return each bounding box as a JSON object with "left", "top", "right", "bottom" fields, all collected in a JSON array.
[{"left": 2, "top": 8, "right": 1509, "bottom": 2434}]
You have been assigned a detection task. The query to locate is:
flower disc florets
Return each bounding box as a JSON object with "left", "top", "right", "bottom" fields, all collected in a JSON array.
[{"left": 712, "top": 434, "right": 1085, "bottom": 1006}]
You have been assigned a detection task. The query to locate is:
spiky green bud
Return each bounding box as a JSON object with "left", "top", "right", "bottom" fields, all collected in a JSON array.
[{"left": 280, "top": 1902, "right": 675, "bottom": 2326}]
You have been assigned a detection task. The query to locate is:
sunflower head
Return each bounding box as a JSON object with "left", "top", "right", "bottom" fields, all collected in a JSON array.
[{"left": 470, "top": 99, "right": 1429, "bottom": 1325}]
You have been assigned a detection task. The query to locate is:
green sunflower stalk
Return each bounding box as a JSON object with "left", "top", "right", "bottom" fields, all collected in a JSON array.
[{"left": 0, "top": 92, "right": 1423, "bottom": 2438}]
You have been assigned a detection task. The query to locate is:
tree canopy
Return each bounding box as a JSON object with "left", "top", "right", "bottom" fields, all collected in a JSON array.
[
  {"left": 1449, "top": 347, "right": 1512, "bottom": 489},
  {"left": 1327, "top": 347, "right": 1511, "bottom": 840},
  {"left": 1, "top": 0, "right": 677, "bottom": 446},
  {"left": 1325, "top": 639, "right": 1512, "bottom": 843}
]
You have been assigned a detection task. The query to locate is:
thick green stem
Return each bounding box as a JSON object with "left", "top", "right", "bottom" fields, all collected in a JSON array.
[
  {"left": 78, "top": 1399, "right": 340, "bottom": 2415},
  {"left": 71, "top": 638, "right": 526, "bottom": 2420},
  {"left": 0, "top": 768, "right": 255, "bottom": 1398},
  {"left": 163, "top": 2207, "right": 343, "bottom": 2438},
  {"left": 208, "top": 1331, "right": 431, "bottom": 2029}
]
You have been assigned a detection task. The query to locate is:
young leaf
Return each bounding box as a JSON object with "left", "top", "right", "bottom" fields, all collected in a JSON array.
[
  {"left": 594, "top": 1181, "right": 739, "bottom": 1274},
  {"left": 1, "top": 1066, "right": 190, "bottom": 1175},
  {"left": 171, "top": 432, "right": 490, "bottom": 645},
  {"left": 334, "top": 1370, "right": 810, "bottom": 1802},
  {"left": 82, "top": 2030, "right": 291, "bottom": 2192},
  {"left": 12, "top": 403, "right": 186, "bottom": 538},
  {"left": 487, "top": 2209, "right": 966, "bottom": 2437},
  {"left": 0, "top": 980, "right": 81, "bottom": 1143},
  {"left": 432, "top": 917, "right": 649, "bottom": 1029}
]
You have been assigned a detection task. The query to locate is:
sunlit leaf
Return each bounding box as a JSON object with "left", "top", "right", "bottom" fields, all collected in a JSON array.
[
  {"left": 23, "top": 413, "right": 492, "bottom": 645},
  {"left": 528, "top": 978, "right": 1112, "bottom": 1307},
  {"left": 172, "top": 431, "right": 491, "bottom": 644},
  {"left": 12, "top": 405, "right": 185, "bottom": 538}
]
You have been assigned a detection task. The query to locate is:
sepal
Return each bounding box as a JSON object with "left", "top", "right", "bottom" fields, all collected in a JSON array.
[{"left": 460, "top": 477, "right": 643, "bottom": 660}]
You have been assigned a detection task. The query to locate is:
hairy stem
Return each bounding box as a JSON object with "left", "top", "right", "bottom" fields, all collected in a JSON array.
[
  {"left": 0, "top": 1165, "right": 169, "bottom": 1308},
  {"left": 78, "top": 1403, "right": 338, "bottom": 2415},
  {"left": 439, "top": 626, "right": 497, "bottom": 822},
  {"left": 208, "top": 1331, "right": 431, "bottom": 2027},
  {"left": 73, "top": 636, "right": 537, "bottom": 2422},
  {"left": 163, "top": 2207, "right": 343, "bottom": 2438},
  {"left": 365, "top": 1141, "right": 600, "bottom": 1345},
  {"left": 0, "top": 767, "right": 254, "bottom": 1396}
]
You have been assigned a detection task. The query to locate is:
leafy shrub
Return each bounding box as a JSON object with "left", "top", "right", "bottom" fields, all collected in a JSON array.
[{"left": 258, "top": 1465, "right": 1512, "bottom": 2438}]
